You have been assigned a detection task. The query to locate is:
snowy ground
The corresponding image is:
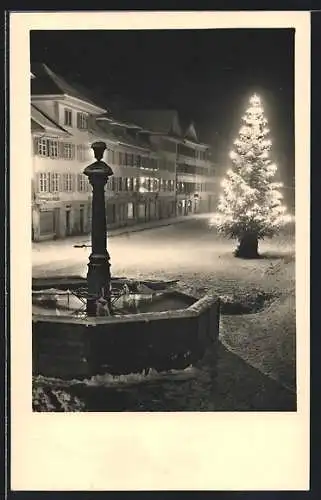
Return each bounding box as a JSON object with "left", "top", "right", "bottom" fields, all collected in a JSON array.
[{"left": 33, "top": 216, "right": 296, "bottom": 411}]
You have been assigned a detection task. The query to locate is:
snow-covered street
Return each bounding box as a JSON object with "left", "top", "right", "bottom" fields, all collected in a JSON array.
[{"left": 33, "top": 216, "right": 296, "bottom": 411}]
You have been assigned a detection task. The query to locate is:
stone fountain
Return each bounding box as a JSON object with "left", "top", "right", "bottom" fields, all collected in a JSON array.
[{"left": 32, "top": 142, "right": 220, "bottom": 379}]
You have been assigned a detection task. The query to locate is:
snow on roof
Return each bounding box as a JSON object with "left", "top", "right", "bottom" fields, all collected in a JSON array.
[
  {"left": 31, "top": 103, "right": 71, "bottom": 136},
  {"left": 31, "top": 63, "right": 106, "bottom": 111},
  {"left": 118, "top": 109, "right": 183, "bottom": 136}
]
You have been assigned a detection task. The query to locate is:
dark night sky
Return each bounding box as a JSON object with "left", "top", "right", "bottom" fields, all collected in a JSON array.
[{"left": 30, "top": 28, "right": 295, "bottom": 200}]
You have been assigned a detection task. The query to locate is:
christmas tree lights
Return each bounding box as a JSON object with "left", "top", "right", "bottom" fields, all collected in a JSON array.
[{"left": 217, "top": 93, "right": 288, "bottom": 258}]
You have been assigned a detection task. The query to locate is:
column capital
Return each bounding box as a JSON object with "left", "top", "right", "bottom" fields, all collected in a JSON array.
[{"left": 84, "top": 160, "right": 114, "bottom": 186}]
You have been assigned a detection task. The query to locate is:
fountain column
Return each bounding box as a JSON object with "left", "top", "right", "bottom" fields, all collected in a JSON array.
[{"left": 84, "top": 141, "right": 114, "bottom": 316}]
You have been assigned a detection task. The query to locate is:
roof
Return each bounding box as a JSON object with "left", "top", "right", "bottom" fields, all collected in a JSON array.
[
  {"left": 184, "top": 122, "right": 199, "bottom": 142},
  {"left": 96, "top": 121, "right": 152, "bottom": 152},
  {"left": 117, "top": 109, "right": 183, "bottom": 137},
  {"left": 31, "top": 63, "right": 106, "bottom": 111},
  {"left": 96, "top": 113, "right": 142, "bottom": 131},
  {"left": 31, "top": 103, "right": 71, "bottom": 136},
  {"left": 31, "top": 119, "right": 45, "bottom": 132}
]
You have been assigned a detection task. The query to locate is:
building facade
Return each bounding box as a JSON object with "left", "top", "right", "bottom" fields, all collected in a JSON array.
[
  {"left": 31, "top": 65, "right": 217, "bottom": 241},
  {"left": 120, "top": 110, "right": 218, "bottom": 217},
  {"left": 176, "top": 123, "right": 217, "bottom": 216},
  {"left": 95, "top": 115, "right": 177, "bottom": 229},
  {"left": 31, "top": 65, "right": 178, "bottom": 241},
  {"left": 31, "top": 64, "right": 108, "bottom": 241}
]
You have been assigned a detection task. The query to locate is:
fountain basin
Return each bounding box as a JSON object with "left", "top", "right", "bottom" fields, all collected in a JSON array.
[{"left": 32, "top": 277, "right": 220, "bottom": 379}]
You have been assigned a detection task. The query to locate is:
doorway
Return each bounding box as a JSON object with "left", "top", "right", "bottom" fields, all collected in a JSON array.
[
  {"left": 65, "top": 209, "right": 71, "bottom": 236},
  {"left": 79, "top": 207, "right": 84, "bottom": 234}
]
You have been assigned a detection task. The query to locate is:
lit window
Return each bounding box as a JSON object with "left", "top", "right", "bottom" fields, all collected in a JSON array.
[
  {"left": 64, "top": 109, "right": 72, "bottom": 127},
  {"left": 39, "top": 173, "right": 49, "bottom": 192},
  {"left": 50, "top": 173, "right": 60, "bottom": 192}
]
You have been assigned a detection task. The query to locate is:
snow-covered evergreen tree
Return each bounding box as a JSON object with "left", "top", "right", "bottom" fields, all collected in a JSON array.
[{"left": 217, "top": 93, "right": 287, "bottom": 258}]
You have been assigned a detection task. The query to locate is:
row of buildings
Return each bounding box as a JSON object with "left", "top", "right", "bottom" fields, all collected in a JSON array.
[{"left": 31, "top": 64, "right": 218, "bottom": 241}]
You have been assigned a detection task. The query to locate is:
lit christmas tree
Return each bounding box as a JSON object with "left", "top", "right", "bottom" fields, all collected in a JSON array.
[{"left": 217, "top": 93, "right": 288, "bottom": 258}]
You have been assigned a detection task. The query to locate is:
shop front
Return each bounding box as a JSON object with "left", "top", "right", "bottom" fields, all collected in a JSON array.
[{"left": 33, "top": 195, "right": 61, "bottom": 241}]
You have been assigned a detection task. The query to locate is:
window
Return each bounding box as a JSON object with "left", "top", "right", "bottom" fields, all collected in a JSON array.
[
  {"left": 77, "top": 112, "right": 88, "bottom": 130},
  {"left": 108, "top": 149, "right": 115, "bottom": 164},
  {"left": 37, "top": 138, "right": 48, "bottom": 157},
  {"left": 50, "top": 173, "right": 60, "bottom": 192},
  {"left": 64, "top": 109, "right": 72, "bottom": 127},
  {"left": 128, "top": 153, "right": 134, "bottom": 166},
  {"left": 118, "top": 151, "right": 124, "bottom": 165},
  {"left": 49, "top": 140, "right": 58, "bottom": 158},
  {"left": 77, "top": 174, "right": 86, "bottom": 192},
  {"left": 62, "top": 143, "right": 74, "bottom": 160},
  {"left": 108, "top": 177, "right": 115, "bottom": 191},
  {"left": 39, "top": 173, "right": 50, "bottom": 192},
  {"left": 118, "top": 177, "right": 122, "bottom": 191},
  {"left": 77, "top": 145, "right": 86, "bottom": 162},
  {"left": 63, "top": 173, "right": 73, "bottom": 192},
  {"left": 136, "top": 155, "right": 141, "bottom": 168},
  {"left": 127, "top": 178, "right": 134, "bottom": 191}
]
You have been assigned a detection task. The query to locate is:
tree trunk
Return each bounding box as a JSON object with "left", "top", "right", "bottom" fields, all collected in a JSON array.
[{"left": 235, "top": 233, "right": 259, "bottom": 259}]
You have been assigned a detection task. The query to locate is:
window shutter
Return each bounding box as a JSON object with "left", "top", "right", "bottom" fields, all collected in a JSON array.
[
  {"left": 59, "top": 141, "right": 64, "bottom": 158},
  {"left": 77, "top": 113, "right": 81, "bottom": 129},
  {"left": 71, "top": 144, "right": 75, "bottom": 160},
  {"left": 57, "top": 173, "right": 62, "bottom": 192},
  {"left": 89, "top": 115, "right": 95, "bottom": 131},
  {"left": 33, "top": 136, "right": 39, "bottom": 155},
  {"left": 46, "top": 139, "right": 50, "bottom": 157},
  {"left": 35, "top": 173, "right": 40, "bottom": 193}
]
